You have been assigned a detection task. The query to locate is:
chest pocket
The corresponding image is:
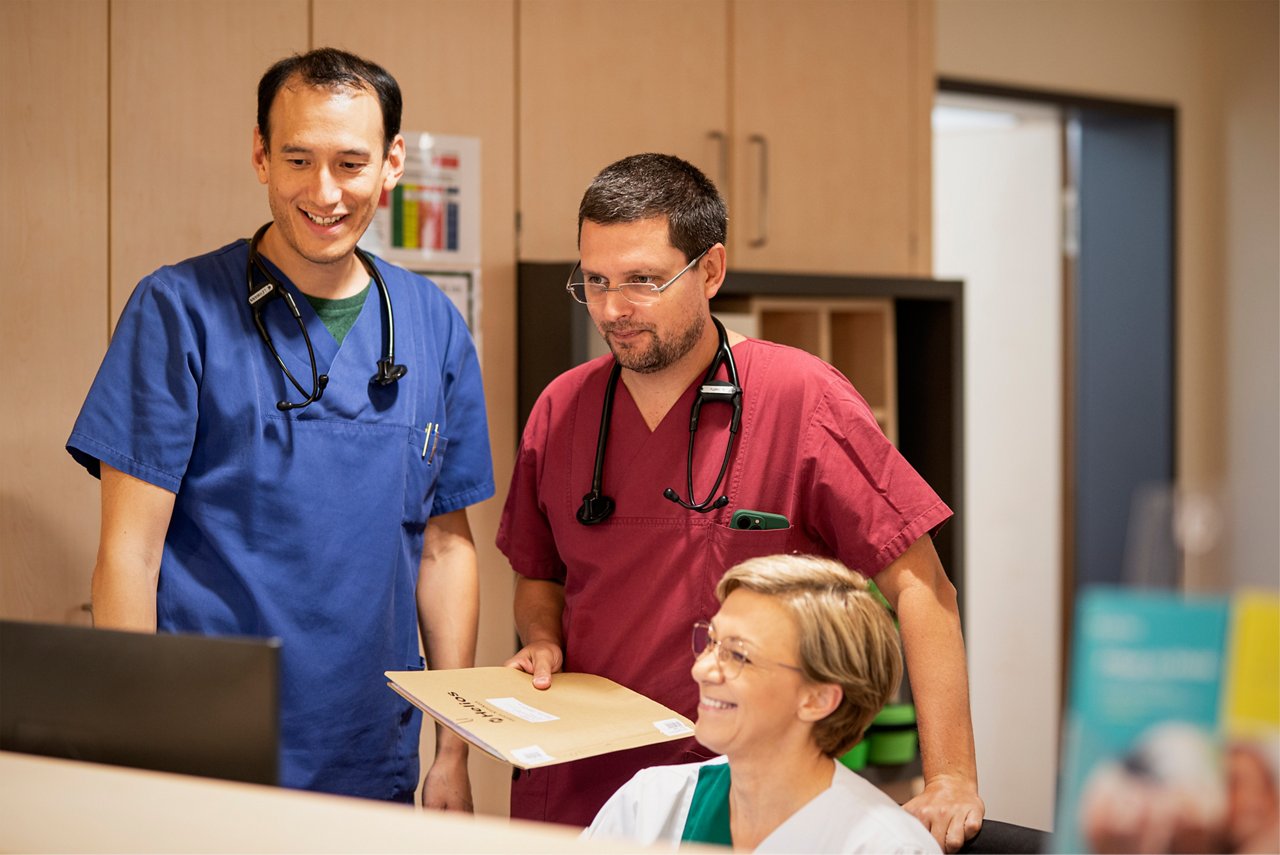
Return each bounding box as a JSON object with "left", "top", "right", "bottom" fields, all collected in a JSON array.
[
  {"left": 707, "top": 522, "right": 795, "bottom": 589},
  {"left": 403, "top": 426, "right": 448, "bottom": 528},
  {"left": 706, "top": 524, "right": 824, "bottom": 591}
]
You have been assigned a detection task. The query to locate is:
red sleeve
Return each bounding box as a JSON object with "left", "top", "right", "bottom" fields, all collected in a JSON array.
[
  {"left": 496, "top": 389, "right": 568, "bottom": 583},
  {"left": 802, "top": 379, "right": 952, "bottom": 578}
]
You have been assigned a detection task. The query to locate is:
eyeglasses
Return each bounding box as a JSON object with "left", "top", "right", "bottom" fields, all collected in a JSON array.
[
  {"left": 691, "top": 620, "right": 804, "bottom": 680},
  {"left": 566, "top": 247, "right": 711, "bottom": 306}
]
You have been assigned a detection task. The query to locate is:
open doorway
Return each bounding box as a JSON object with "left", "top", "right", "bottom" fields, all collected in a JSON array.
[
  {"left": 934, "top": 85, "right": 1177, "bottom": 831},
  {"left": 935, "top": 91, "right": 1064, "bottom": 832}
]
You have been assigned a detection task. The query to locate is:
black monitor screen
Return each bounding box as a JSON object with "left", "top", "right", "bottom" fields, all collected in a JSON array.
[{"left": 0, "top": 620, "right": 279, "bottom": 785}]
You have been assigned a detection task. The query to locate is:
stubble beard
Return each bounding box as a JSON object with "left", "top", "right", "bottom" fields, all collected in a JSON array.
[{"left": 604, "top": 312, "right": 706, "bottom": 375}]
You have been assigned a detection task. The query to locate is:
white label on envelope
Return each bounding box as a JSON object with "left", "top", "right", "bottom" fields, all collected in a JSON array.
[
  {"left": 512, "top": 745, "right": 555, "bottom": 765},
  {"left": 653, "top": 718, "right": 694, "bottom": 737},
  {"left": 486, "top": 697, "right": 560, "bottom": 723}
]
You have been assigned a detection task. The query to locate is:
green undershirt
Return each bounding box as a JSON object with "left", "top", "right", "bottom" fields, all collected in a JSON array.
[
  {"left": 303, "top": 282, "right": 370, "bottom": 345},
  {"left": 681, "top": 762, "right": 734, "bottom": 847}
]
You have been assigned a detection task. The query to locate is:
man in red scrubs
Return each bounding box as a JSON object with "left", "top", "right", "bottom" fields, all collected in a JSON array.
[{"left": 497, "top": 153, "right": 984, "bottom": 852}]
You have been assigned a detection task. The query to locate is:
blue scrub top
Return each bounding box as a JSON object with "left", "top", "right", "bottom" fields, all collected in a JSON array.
[{"left": 67, "top": 239, "right": 494, "bottom": 799}]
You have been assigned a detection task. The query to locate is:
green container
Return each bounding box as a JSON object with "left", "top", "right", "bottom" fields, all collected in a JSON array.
[
  {"left": 865, "top": 702, "right": 918, "bottom": 765},
  {"left": 837, "top": 738, "right": 869, "bottom": 771}
]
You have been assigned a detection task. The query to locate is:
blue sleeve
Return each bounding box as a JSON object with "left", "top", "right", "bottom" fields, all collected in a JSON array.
[
  {"left": 429, "top": 296, "right": 494, "bottom": 517},
  {"left": 66, "top": 273, "right": 200, "bottom": 492}
]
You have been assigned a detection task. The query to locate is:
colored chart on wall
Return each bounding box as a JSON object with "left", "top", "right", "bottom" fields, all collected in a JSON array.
[{"left": 361, "top": 133, "right": 480, "bottom": 267}]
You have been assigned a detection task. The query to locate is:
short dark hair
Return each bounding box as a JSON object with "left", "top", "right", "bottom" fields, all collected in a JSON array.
[
  {"left": 257, "top": 47, "right": 402, "bottom": 156},
  {"left": 578, "top": 153, "right": 728, "bottom": 261}
]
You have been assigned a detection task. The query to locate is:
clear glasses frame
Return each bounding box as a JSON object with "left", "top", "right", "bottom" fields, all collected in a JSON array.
[
  {"left": 691, "top": 620, "right": 804, "bottom": 680},
  {"left": 566, "top": 246, "right": 711, "bottom": 306}
]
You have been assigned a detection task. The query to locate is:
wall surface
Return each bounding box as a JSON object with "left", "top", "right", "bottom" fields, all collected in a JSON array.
[
  {"left": 1210, "top": 1, "right": 1279, "bottom": 590},
  {"left": 935, "top": 97, "right": 1064, "bottom": 831},
  {"left": 937, "top": 0, "right": 1279, "bottom": 591},
  {"left": 0, "top": 0, "right": 107, "bottom": 623}
]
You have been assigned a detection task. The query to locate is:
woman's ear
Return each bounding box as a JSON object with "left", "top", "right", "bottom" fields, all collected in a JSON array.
[{"left": 798, "top": 682, "right": 843, "bottom": 723}]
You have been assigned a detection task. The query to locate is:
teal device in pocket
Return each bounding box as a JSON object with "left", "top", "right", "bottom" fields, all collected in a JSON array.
[{"left": 729, "top": 509, "right": 790, "bottom": 530}]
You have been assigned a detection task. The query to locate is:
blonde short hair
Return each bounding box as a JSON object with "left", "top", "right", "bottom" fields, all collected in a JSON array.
[{"left": 716, "top": 554, "right": 902, "bottom": 757}]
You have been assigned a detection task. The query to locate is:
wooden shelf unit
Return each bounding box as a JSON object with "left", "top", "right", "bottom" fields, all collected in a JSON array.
[{"left": 718, "top": 296, "right": 898, "bottom": 444}]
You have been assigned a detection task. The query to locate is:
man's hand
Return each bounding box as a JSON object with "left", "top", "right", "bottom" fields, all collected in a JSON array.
[
  {"left": 420, "top": 748, "right": 473, "bottom": 812},
  {"left": 504, "top": 640, "right": 563, "bottom": 690},
  {"left": 903, "top": 773, "right": 985, "bottom": 853}
]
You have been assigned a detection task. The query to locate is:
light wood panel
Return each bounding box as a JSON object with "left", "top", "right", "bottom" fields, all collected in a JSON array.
[
  {"left": 731, "top": 0, "right": 930, "bottom": 275},
  {"left": 0, "top": 0, "right": 108, "bottom": 624},
  {"left": 312, "top": 0, "right": 519, "bottom": 817},
  {"left": 911, "top": 0, "right": 934, "bottom": 275},
  {"left": 0, "top": 751, "right": 636, "bottom": 854},
  {"left": 109, "top": 0, "right": 309, "bottom": 325},
  {"left": 518, "top": 0, "right": 730, "bottom": 260}
]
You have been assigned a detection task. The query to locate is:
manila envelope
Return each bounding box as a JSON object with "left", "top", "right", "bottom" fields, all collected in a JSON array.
[{"left": 385, "top": 667, "right": 695, "bottom": 769}]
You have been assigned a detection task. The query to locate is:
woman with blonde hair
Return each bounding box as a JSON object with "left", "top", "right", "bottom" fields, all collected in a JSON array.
[{"left": 585, "top": 554, "right": 939, "bottom": 853}]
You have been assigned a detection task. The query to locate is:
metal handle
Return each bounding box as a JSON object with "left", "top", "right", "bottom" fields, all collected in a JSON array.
[
  {"left": 707, "top": 130, "right": 729, "bottom": 192},
  {"left": 748, "top": 134, "right": 769, "bottom": 248}
]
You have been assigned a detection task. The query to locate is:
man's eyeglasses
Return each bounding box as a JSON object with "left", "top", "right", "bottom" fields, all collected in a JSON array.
[
  {"left": 566, "top": 247, "right": 711, "bottom": 306},
  {"left": 691, "top": 620, "right": 804, "bottom": 680}
]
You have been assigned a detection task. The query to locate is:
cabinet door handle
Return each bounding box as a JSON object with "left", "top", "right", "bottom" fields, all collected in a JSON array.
[
  {"left": 748, "top": 134, "right": 769, "bottom": 248},
  {"left": 707, "top": 130, "right": 729, "bottom": 192}
]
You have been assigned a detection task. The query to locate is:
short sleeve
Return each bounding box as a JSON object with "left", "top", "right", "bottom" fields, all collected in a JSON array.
[
  {"left": 66, "top": 274, "right": 201, "bottom": 492},
  {"left": 802, "top": 382, "right": 952, "bottom": 576},
  {"left": 495, "top": 390, "right": 566, "bottom": 581}
]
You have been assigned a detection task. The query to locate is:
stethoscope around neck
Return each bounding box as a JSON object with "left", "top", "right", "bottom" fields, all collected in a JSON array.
[
  {"left": 577, "top": 316, "right": 743, "bottom": 525},
  {"left": 246, "top": 222, "right": 407, "bottom": 411}
]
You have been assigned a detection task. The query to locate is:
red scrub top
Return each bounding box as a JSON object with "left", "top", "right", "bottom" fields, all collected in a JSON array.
[{"left": 497, "top": 338, "right": 951, "bottom": 826}]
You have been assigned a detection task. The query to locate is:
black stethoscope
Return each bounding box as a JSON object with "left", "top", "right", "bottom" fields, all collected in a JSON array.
[
  {"left": 246, "top": 222, "right": 407, "bottom": 411},
  {"left": 577, "top": 316, "right": 743, "bottom": 525}
]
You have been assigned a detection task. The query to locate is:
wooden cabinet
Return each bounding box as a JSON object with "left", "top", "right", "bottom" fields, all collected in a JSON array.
[
  {"left": 732, "top": 0, "right": 933, "bottom": 275},
  {"left": 110, "top": 0, "right": 308, "bottom": 326},
  {"left": 518, "top": 0, "right": 729, "bottom": 261},
  {"left": 517, "top": 0, "right": 932, "bottom": 276},
  {"left": 1, "top": 0, "right": 109, "bottom": 624}
]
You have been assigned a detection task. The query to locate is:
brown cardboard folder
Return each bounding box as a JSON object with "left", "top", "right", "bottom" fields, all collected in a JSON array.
[{"left": 385, "top": 667, "right": 695, "bottom": 769}]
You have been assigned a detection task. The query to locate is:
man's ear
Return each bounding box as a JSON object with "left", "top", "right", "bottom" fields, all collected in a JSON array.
[
  {"left": 252, "top": 126, "right": 269, "bottom": 185},
  {"left": 797, "top": 682, "right": 843, "bottom": 724},
  {"left": 382, "top": 133, "right": 406, "bottom": 191},
  {"left": 701, "top": 243, "right": 728, "bottom": 299}
]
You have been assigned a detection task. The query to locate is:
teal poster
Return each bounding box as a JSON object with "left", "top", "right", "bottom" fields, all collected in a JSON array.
[{"left": 1055, "top": 587, "right": 1230, "bottom": 853}]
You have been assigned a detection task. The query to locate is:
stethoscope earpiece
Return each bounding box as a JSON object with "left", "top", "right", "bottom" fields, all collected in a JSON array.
[{"left": 247, "top": 222, "right": 406, "bottom": 411}]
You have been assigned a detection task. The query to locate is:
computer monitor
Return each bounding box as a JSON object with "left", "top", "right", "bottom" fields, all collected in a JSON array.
[{"left": 0, "top": 620, "right": 280, "bottom": 785}]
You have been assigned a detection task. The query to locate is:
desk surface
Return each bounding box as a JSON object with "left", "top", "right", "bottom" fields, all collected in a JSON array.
[{"left": 0, "top": 751, "right": 658, "bottom": 853}]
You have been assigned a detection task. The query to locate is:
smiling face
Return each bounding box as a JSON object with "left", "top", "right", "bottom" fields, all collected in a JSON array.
[
  {"left": 252, "top": 78, "right": 404, "bottom": 289},
  {"left": 692, "top": 589, "right": 831, "bottom": 762},
  {"left": 578, "top": 216, "right": 723, "bottom": 375}
]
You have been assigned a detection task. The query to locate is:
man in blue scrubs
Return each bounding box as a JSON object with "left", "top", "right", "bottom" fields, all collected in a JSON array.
[{"left": 66, "top": 48, "right": 494, "bottom": 806}]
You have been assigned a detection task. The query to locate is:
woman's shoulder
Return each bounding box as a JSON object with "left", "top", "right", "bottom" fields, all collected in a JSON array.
[
  {"left": 821, "top": 764, "right": 942, "bottom": 853},
  {"left": 626, "top": 756, "right": 726, "bottom": 791}
]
